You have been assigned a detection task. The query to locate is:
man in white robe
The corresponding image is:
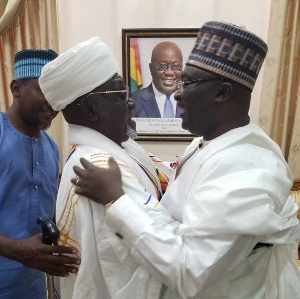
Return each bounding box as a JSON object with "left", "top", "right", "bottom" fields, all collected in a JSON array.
[
  {"left": 122, "top": 136, "right": 170, "bottom": 199},
  {"left": 39, "top": 37, "right": 173, "bottom": 298},
  {"left": 124, "top": 104, "right": 170, "bottom": 195},
  {"left": 71, "top": 22, "right": 300, "bottom": 298}
]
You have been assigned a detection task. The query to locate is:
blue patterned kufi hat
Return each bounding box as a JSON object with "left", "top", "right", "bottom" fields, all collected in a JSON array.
[
  {"left": 14, "top": 49, "right": 58, "bottom": 80},
  {"left": 187, "top": 21, "right": 268, "bottom": 91}
]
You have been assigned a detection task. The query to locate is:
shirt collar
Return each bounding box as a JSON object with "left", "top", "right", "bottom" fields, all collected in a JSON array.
[{"left": 152, "top": 82, "right": 174, "bottom": 99}]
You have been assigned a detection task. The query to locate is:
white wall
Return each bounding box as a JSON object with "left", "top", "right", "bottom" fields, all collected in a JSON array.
[{"left": 57, "top": 0, "right": 271, "bottom": 162}]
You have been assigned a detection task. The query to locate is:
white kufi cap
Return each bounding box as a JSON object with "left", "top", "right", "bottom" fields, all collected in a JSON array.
[{"left": 39, "top": 37, "right": 118, "bottom": 111}]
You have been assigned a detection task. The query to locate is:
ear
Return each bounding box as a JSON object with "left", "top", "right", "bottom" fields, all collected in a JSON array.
[
  {"left": 149, "top": 63, "right": 154, "bottom": 75},
  {"left": 10, "top": 80, "right": 21, "bottom": 98},
  {"left": 81, "top": 99, "right": 98, "bottom": 122},
  {"left": 215, "top": 82, "right": 233, "bottom": 104}
]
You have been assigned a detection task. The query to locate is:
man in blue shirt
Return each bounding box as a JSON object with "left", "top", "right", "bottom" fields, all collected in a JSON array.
[{"left": 0, "top": 49, "right": 80, "bottom": 299}]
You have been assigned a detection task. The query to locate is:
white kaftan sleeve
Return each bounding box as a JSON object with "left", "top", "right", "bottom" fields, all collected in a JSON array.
[
  {"left": 106, "top": 164, "right": 300, "bottom": 298},
  {"left": 106, "top": 195, "right": 257, "bottom": 298}
]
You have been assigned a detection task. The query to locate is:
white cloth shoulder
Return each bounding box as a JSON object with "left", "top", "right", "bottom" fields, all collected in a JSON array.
[{"left": 106, "top": 123, "right": 300, "bottom": 299}]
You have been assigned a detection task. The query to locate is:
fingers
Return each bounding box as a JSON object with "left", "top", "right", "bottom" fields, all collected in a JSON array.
[
  {"left": 74, "top": 187, "right": 85, "bottom": 196},
  {"left": 41, "top": 245, "right": 81, "bottom": 274},
  {"left": 47, "top": 254, "right": 80, "bottom": 266},
  {"left": 71, "top": 177, "right": 88, "bottom": 197},
  {"left": 73, "top": 165, "right": 86, "bottom": 179},
  {"left": 50, "top": 244, "right": 78, "bottom": 255},
  {"left": 42, "top": 263, "right": 79, "bottom": 276},
  {"left": 46, "top": 271, "right": 71, "bottom": 277},
  {"left": 79, "top": 157, "right": 95, "bottom": 170},
  {"left": 74, "top": 187, "right": 97, "bottom": 202},
  {"left": 71, "top": 177, "right": 81, "bottom": 188},
  {"left": 108, "top": 157, "right": 122, "bottom": 177},
  {"left": 108, "top": 156, "right": 118, "bottom": 169},
  {"left": 76, "top": 156, "right": 118, "bottom": 173}
]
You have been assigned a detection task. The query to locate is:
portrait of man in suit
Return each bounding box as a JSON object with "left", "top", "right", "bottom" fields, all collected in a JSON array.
[{"left": 131, "top": 41, "right": 183, "bottom": 118}]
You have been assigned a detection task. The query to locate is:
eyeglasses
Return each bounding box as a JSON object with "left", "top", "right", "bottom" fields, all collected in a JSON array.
[
  {"left": 157, "top": 63, "right": 183, "bottom": 72},
  {"left": 82, "top": 86, "right": 129, "bottom": 103},
  {"left": 177, "top": 77, "right": 224, "bottom": 93}
]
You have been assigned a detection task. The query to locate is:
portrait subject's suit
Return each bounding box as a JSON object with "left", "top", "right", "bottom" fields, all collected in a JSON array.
[{"left": 131, "top": 84, "right": 181, "bottom": 118}]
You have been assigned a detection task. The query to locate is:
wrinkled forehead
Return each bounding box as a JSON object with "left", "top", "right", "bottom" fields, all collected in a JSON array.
[{"left": 152, "top": 45, "right": 183, "bottom": 63}]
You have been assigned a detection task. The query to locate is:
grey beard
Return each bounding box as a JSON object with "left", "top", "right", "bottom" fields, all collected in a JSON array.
[{"left": 127, "top": 125, "right": 137, "bottom": 140}]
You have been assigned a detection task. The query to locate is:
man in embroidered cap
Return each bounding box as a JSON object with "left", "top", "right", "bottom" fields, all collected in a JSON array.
[
  {"left": 0, "top": 49, "right": 80, "bottom": 299},
  {"left": 39, "top": 37, "right": 172, "bottom": 298},
  {"left": 71, "top": 22, "right": 300, "bottom": 298}
]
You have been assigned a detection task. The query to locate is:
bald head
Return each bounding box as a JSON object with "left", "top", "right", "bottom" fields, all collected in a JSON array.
[
  {"left": 149, "top": 42, "right": 183, "bottom": 94},
  {"left": 151, "top": 42, "right": 182, "bottom": 63}
]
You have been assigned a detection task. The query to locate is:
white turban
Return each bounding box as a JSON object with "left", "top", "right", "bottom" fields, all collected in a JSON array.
[{"left": 39, "top": 37, "right": 118, "bottom": 111}]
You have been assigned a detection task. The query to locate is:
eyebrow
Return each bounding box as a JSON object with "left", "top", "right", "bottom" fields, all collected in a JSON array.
[{"left": 158, "top": 62, "right": 181, "bottom": 64}]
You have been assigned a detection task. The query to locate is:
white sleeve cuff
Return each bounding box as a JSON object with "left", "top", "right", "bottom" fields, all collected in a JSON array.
[{"left": 106, "top": 194, "right": 154, "bottom": 246}]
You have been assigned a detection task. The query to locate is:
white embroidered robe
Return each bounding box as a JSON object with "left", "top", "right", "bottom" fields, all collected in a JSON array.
[{"left": 56, "top": 125, "right": 170, "bottom": 299}]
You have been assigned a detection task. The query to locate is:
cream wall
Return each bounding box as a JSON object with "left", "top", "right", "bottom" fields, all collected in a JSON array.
[{"left": 57, "top": 0, "right": 271, "bottom": 162}]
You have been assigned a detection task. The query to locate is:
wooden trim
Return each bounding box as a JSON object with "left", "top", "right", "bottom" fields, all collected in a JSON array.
[
  {"left": 122, "top": 28, "right": 199, "bottom": 141},
  {"left": 292, "top": 179, "right": 300, "bottom": 191}
]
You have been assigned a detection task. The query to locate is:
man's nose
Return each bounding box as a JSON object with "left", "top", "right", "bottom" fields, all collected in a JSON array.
[
  {"left": 45, "top": 101, "right": 54, "bottom": 111},
  {"left": 164, "top": 65, "right": 175, "bottom": 75},
  {"left": 174, "top": 89, "right": 181, "bottom": 103}
]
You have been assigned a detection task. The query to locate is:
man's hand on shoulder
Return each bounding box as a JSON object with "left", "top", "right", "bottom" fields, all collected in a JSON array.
[
  {"left": 6, "top": 234, "right": 80, "bottom": 276},
  {"left": 72, "top": 156, "right": 124, "bottom": 205}
]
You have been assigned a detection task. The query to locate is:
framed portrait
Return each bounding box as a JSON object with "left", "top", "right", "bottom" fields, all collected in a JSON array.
[{"left": 122, "top": 28, "right": 198, "bottom": 141}]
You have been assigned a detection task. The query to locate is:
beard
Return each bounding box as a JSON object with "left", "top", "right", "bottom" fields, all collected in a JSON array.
[
  {"left": 37, "top": 121, "right": 50, "bottom": 131},
  {"left": 126, "top": 124, "right": 137, "bottom": 140}
]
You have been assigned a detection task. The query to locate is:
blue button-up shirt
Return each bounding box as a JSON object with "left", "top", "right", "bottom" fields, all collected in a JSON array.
[{"left": 0, "top": 112, "right": 59, "bottom": 298}]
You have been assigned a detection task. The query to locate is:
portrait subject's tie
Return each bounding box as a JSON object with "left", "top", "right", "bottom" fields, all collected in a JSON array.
[{"left": 163, "top": 94, "right": 174, "bottom": 118}]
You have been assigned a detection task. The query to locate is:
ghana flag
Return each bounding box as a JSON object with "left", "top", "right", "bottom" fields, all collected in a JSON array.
[{"left": 130, "top": 38, "right": 143, "bottom": 93}]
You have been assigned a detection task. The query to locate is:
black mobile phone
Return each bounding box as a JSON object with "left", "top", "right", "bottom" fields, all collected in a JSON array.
[{"left": 37, "top": 216, "right": 60, "bottom": 245}]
